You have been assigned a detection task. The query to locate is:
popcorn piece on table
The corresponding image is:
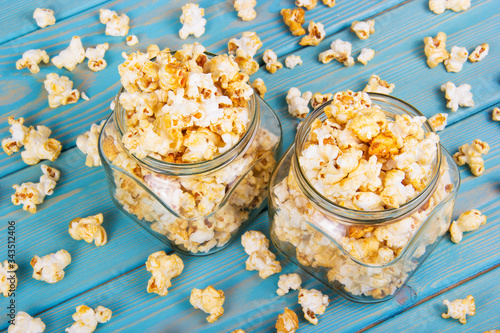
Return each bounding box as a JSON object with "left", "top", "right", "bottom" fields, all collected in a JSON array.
[
  {"left": 99, "top": 9, "right": 130, "bottom": 37},
  {"left": 493, "top": 107, "right": 500, "bottom": 121},
  {"left": 232, "top": 330, "right": 245, "bottom": 333},
  {"left": 21, "top": 121, "right": 62, "bottom": 165},
  {"left": 323, "top": 0, "right": 336, "bottom": 6},
  {"left": 145, "top": 251, "right": 184, "bottom": 296},
  {"left": 300, "top": 21, "right": 325, "bottom": 46},
  {"left": 453, "top": 139, "right": 489, "bottom": 176},
  {"left": 85, "top": 43, "right": 109, "bottom": 72},
  {"left": 449, "top": 209, "right": 487, "bottom": 244},
  {"left": 440, "top": 81, "right": 473, "bottom": 111},
  {"left": 351, "top": 20, "right": 375, "bottom": 40},
  {"left": 275, "top": 308, "right": 299, "bottom": 333},
  {"left": 33, "top": 8, "right": 55, "bottom": 28},
  {"left": 287, "top": 87, "right": 313, "bottom": 118},
  {"left": 69, "top": 213, "right": 107, "bottom": 247},
  {"left": 298, "top": 288, "right": 329, "bottom": 325},
  {"left": 252, "top": 78, "right": 267, "bottom": 98},
  {"left": 281, "top": 8, "right": 306, "bottom": 36},
  {"left": 276, "top": 273, "right": 302, "bottom": 296},
  {"left": 310, "top": 92, "right": 333, "bottom": 109},
  {"left": 234, "top": 0, "right": 257, "bottom": 21},
  {"left": 429, "top": 0, "right": 447, "bottom": 14},
  {"left": 51, "top": 36, "right": 85, "bottom": 71},
  {"left": 2, "top": 117, "right": 30, "bottom": 156},
  {"left": 7, "top": 312, "right": 45, "bottom": 333},
  {"left": 190, "top": 285, "right": 225, "bottom": 323},
  {"left": 126, "top": 35, "right": 139, "bottom": 46},
  {"left": 428, "top": 113, "right": 448, "bottom": 131},
  {"left": 285, "top": 55, "right": 303, "bottom": 69},
  {"left": 263, "top": 49, "right": 283, "bottom": 73},
  {"left": 44, "top": 73, "right": 80, "bottom": 108},
  {"left": 444, "top": 46, "right": 468, "bottom": 73},
  {"left": 363, "top": 74, "right": 395, "bottom": 94},
  {"left": 65, "top": 305, "right": 112, "bottom": 333},
  {"left": 76, "top": 120, "right": 105, "bottom": 167},
  {"left": 357, "top": 48, "right": 375, "bottom": 65},
  {"left": 228, "top": 31, "right": 263, "bottom": 75},
  {"left": 179, "top": 3, "right": 206, "bottom": 39},
  {"left": 442, "top": 295, "right": 475, "bottom": 324},
  {"left": 319, "top": 39, "right": 354, "bottom": 66},
  {"left": 469, "top": 43, "right": 489, "bottom": 63},
  {"left": 424, "top": 32, "right": 449, "bottom": 68},
  {"left": 296, "top": 0, "right": 317, "bottom": 10},
  {"left": 31, "top": 249, "right": 71, "bottom": 284},
  {"left": 242, "top": 230, "right": 282, "bottom": 279},
  {"left": 429, "top": 0, "right": 471, "bottom": 14},
  {"left": 1, "top": 260, "right": 17, "bottom": 297},
  {"left": 16, "top": 49, "right": 49, "bottom": 74}
]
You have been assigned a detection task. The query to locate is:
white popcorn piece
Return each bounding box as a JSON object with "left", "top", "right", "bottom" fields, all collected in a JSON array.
[
  {"left": 453, "top": 139, "right": 489, "bottom": 176},
  {"left": 351, "top": 20, "right": 375, "bottom": 40},
  {"left": 424, "top": 32, "right": 449, "bottom": 68},
  {"left": 69, "top": 213, "right": 108, "bottom": 247},
  {"left": 234, "top": 0, "right": 257, "bottom": 21},
  {"left": 285, "top": 55, "right": 303, "bottom": 69},
  {"left": 441, "top": 81, "right": 474, "bottom": 112},
  {"left": 76, "top": 120, "right": 105, "bottom": 167},
  {"left": 263, "top": 49, "right": 283, "bottom": 74},
  {"left": 11, "top": 119, "right": 61, "bottom": 165},
  {"left": 15, "top": 49, "right": 49, "bottom": 74},
  {"left": 1, "top": 260, "right": 17, "bottom": 297},
  {"left": 319, "top": 39, "right": 354, "bottom": 66},
  {"left": 298, "top": 289, "right": 329, "bottom": 325},
  {"left": 65, "top": 305, "right": 112, "bottom": 333},
  {"left": 296, "top": 0, "right": 317, "bottom": 10},
  {"left": 31, "top": 249, "right": 71, "bottom": 284},
  {"left": 275, "top": 308, "right": 299, "bottom": 333},
  {"left": 300, "top": 21, "right": 325, "bottom": 46},
  {"left": 429, "top": 0, "right": 447, "bottom": 14},
  {"left": 81, "top": 92, "right": 90, "bottom": 101},
  {"left": 442, "top": 295, "right": 475, "bottom": 324},
  {"left": 252, "top": 78, "right": 267, "bottom": 98},
  {"left": 241, "top": 230, "right": 269, "bottom": 255},
  {"left": 492, "top": 107, "right": 500, "bottom": 121},
  {"left": 357, "top": 48, "right": 375, "bottom": 65},
  {"left": 51, "top": 36, "right": 85, "bottom": 71},
  {"left": 429, "top": 0, "right": 471, "bottom": 14},
  {"left": 8, "top": 312, "right": 45, "bottom": 333},
  {"left": 2, "top": 116, "right": 30, "bottom": 156},
  {"left": 449, "top": 209, "right": 487, "bottom": 243},
  {"left": 444, "top": 46, "right": 468, "bottom": 73},
  {"left": 228, "top": 31, "right": 263, "bottom": 75},
  {"left": 363, "top": 74, "right": 395, "bottom": 94},
  {"left": 242, "top": 230, "right": 281, "bottom": 279},
  {"left": 44, "top": 73, "right": 80, "bottom": 108},
  {"left": 126, "top": 34, "right": 139, "bottom": 46},
  {"left": 190, "top": 285, "right": 225, "bottom": 323},
  {"left": 145, "top": 251, "right": 184, "bottom": 296},
  {"left": 33, "top": 8, "right": 55, "bottom": 28},
  {"left": 310, "top": 92, "right": 333, "bottom": 109},
  {"left": 85, "top": 43, "right": 109, "bottom": 72},
  {"left": 469, "top": 43, "right": 489, "bottom": 63},
  {"left": 99, "top": 9, "right": 130, "bottom": 37},
  {"left": 286, "top": 87, "right": 313, "bottom": 118},
  {"left": 276, "top": 273, "right": 302, "bottom": 296},
  {"left": 179, "top": 3, "right": 206, "bottom": 39},
  {"left": 428, "top": 113, "right": 448, "bottom": 131}
]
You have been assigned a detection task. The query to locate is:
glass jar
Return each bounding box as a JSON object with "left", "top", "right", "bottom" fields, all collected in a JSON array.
[
  {"left": 99, "top": 88, "right": 282, "bottom": 255},
  {"left": 268, "top": 93, "right": 460, "bottom": 303}
]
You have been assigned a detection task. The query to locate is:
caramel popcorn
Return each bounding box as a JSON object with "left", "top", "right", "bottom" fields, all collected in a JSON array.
[
  {"left": 351, "top": 20, "right": 375, "bottom": 40},
  {"left": 444, "top": 46, "right": 468, "bottom": 72},
  {"left": 441, "top": 81, "right": 473, "bottom": 111},
  {"left": 424, "top": 32, "right": 449, "bottom": 68},
  {"left": 442, "top": 295, "right": 475, "bottom": 324},
  {"left": 357, "top": 48, "right": 375, "bottom": 66},
  {"left": 363, "top": 74, "right": 395, "bottom": 94},
  {"left": 300, "top": 21, "right": 325, "bottom": 46},
  {"left": 242, "top": 230, "right": 282, "bottom": 279},
  {"left": 76, "top": 121, "right": 105, "bottom": 167},
  {"left": 286, "top": 87, "right": 312, "bottom": 118},
  {"left": 263, "top": 49, "right": 283, "bottom": 73},
  {"left": 296, "top": 0, "right": 317, "bottom": 10},
  {"left": 469, "top": 43, "right": 489, "bottom": 63},
  {"left": 145, "top": 251, "right": 183, "bottom": 296},
  {"left": 51, "top": 36, "right": 85, "bottom": 71},
  {"left": 228, "top": 31, "right": 262, "bottom": 75},
  {"left": 99, "top": 9, "right": 130, "bottom": 37},
  {"left": 252, "top": 78, "right": 267, "bottom": 97},
  {"left": 298, "top": 289, "right": 329, "bottom": 325},
  {"left": 44, "top": 73, "right": 80, "bottom": 108},
  {"left": 126, "top": 35, "right": 139, "bottom": 46},
  {"left": 179, "top": 3, "right": 206, "bottom": 39},
  {"left": 33, "top": 8, "right": 55, "bottom": 28},
  {"left": 493, "top": 107, "right": 500, "bottom": 121},
  {"left": 234, "top": 0, "right": 257, "bottom": 21},
  {"left": 319, "top": 39, "right": 354, "bottom": 66},
  {"left": 449, "top": 209, "right": 487, "bottom": 243},
  {"left": 281, "top": 8, "right": 306, "bottom": 36},
  {"left": 1, "top": 260, "right": 17, "bottom": 297},
  {"left": 69, "top": 213, "right": 108, "bottom": 246},
  {"left": 428, "top": 113, "right": 448, "bottom": 131},
  {"left": 310, "top": 92, "right": 333, "bottom": 109},
  {"left": 85, "top": 43, "right": 109, "bottom": 72},
  {"left": 453, "top": 139, "right": 489, "bottom": 176},
  {"left": 323, "top": 0, "right": 336, "bottom": 6},
  {"left": 190, "top": 285, "right": 225, "bottom": 323},
  {"left": 8, "top": 312, "right": 45, "bottom": 333},
  {"left": 65, "top": 305, "right": 112, "bottom": 333},
  {"left": 31, "top": 249, "right": 71, "bottom": 284},
  {"left": 285, "top": 55, "right": 303, "bottom": 69},
  {"left": 275, "top": 308, "right": 299, "bottom": 333},
  {"left": 276, "top": 273, "right": 302, "bottom": 296},
  {"left": 16, "top": 49, "right": 49, "bottom": 74}
]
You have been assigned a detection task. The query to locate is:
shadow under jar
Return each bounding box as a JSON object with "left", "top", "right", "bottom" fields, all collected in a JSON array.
[{"left": 268, "top": 93, "right": 460, "bottom": 303}]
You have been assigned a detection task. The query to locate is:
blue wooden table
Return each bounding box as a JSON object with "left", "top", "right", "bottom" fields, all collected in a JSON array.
[{"left": 1, "top": 0, "right": 499, "bottom": 331}]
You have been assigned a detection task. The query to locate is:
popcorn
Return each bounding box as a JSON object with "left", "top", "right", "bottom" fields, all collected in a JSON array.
[
  {"left": 424, "top": 32, "right": 449, "bottom": 68},
  {"left": 76, "top": 121, "right": 105, "bottom": 167},
  {"left": 85, "top": 43, "right": 109, "bottom": 72},
  {"left": 286, "top": 87, "right": 312, "bottom": 118},
  {"left": 145, "top": 251, "right": 184, "bottom": 296},
  {"left": 234, "top": 0, "right": 257, "bottom": 21},
  {"left": 242, "top": 230, "right": 282, "bottom": 278},
  {"left": 300, "top": 21, "right": 325, "bottom": 46},
  {"left": 263, "top": 49, "right": 283, "bottom": 73},
  {"left": 2, "top": 117, "right": 30, "bottom": 156},
  {"left": 444, "top": 46, "right": 468, "bottom": 72},
  {"left": 241, "top": 230, "right": 269, "bottom": 254},
  {"left": 449, "top": 209, "right": 487, "bottom": 243},
  {"left": 276, "top": 273, "right": 302, "bottom": 296},
  {"left": 319, "top": 39, "right": 354, "bottom": 66},
  {"left": 351, "top": 20, "right": 375, "bottom": 40},
  {"left": 363, "top": 74, "right": 395, "bottom": 94},
  {"left": 285, "top": 55, "right": 303, "bottom": 69},
  {"left": 65, "top": 305, "right": 112, "bottom": 333},
  {"left": 310, "top": 92, "right": 333, "bottom": 109},
  {"left": 442, "top": 295, "right": 475, "bottom": 324},
  {"left": 1, "top": 260, "right": 17, "bottom": 297},
  {"left": 179, "top": 3, "right": 206, "bottom": 39},
  {"left": 453, "top": 139, "right": 489, "bottom": 176},
  {"left": 275, "top": 308, "right": 299, "bottom": 333},
  {"left": 228, "top": 32, "right": 263, "bottom": 75},
  {"left": 69, "top": 213, "right": 108, "bottom": 247},
  {"left": 469, "top": 43, "right": 489, "bottom": 63},
  {"left": 447, "top": 0, "right": 472, "bottom": 12},
  {"left": 281, "top": 8, "right": 306, "bottom": 36},
  {"left": 31, "top": 249, "right": 71, "bottom": 284},
  {"left": 147, "top": 44, "right": 160, "bottom": 59},
  {"left": 298, "top": 289, "right": 329, "bottom": 325},
  {"left": 33, "top": 8, "right": 55, "bottom": 28},
  {"left": 126, "top": 35, "right": 139, "bottom": 46},
  {"left": 99, "top": 9, "right": 130, "bottom": 37},
  {"left": 441, "top": 81, "right": 473, "bottom": 112},
  {"left": 493, "top": 107, "right": 500, "bottom": 121},
  {"left": 12, "top": 165, "right": 60, "bottom": 213},
  {"left": 296, "top": 0, "right": 317, "bottom": 10},
  {"left": 252, "top": 78, "right": 267, "bottom": 97},
  {"left": 15, "top": 49, "right": 49, "bottom": 74},
  {"left": 81, "top": 92, "right": 89, "bottom": 101},
  {"left": 357, "top": 48, "right": 375, "bottom": 65},
  {"left": 323, "top": 0, "right": 336, "bottom": 6},
  {"left": 190, "top": 285, "right": 225, "bottom": 323},
  {"left": 428, "top": 113, "right": 448, "bottom": 131},
  {"left": 51, "top": 36, "right": 85, "bottom": 71},
  {"left": 8, "top": 312, "right": 45, "bottom": 333},
  {"left": 44, "top": 73, "right": 80, "bottom": 108},
  {"left": 429, "top": 0, "right": 447, "bottom": 14}
]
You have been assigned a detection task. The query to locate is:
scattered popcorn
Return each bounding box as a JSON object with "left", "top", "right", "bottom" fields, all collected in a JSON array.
[
  {"left": 1, "top": 260, "right": 17, "bottom": 297},
  {"left": 296, "top": 0, "right": 317, "bottom": 10},
  {"left": 252, "top": 78, "right": 267, "bottom": 98},
  {"left": 492, "top": 107, "right": 500, "bottom": 121},
  {"left": 469, "top": 43, "right": 489, "bottom": 63},
  {"left": 357, "top": 48, "right": 375, "bottom": 66},
  {"left": 449, "top": 209, "right": 487, "bottom": 243},
  {"left": 281, "top": 8, "right": 306, "bottom": 36},
  {"left": 145, "top": 251, "right": 184, "bottom": 296},
  {"left": 323, "top": 0, "right": 336, "bottom": 6},
  {"left": 363, "top": 74, "right": 395, "bottom": 94},
  {"left": 44, "top": 72, "right": 80, "bottom": 108},
  {"left": 31, "top": 249, "right": 71, "bottom": 283},
  {"left": 263, "top": 49, "right": 283, "bottom": 73},
  {"left": 51, "top": 36, "right": 85, "bottom": 71},
  {"left": 2, "top": 117, "right": 30, "bottom": 156},
  {"left": 275, "top": 308, "right": 299, "bottom": 333},
  {"left": 15, "top": 49, "right": 49, "bottom": 74},
  {"left": 453, "top": 139, "right": 489, "bottom": 176},
  {"left": 319, "top": 39, "right": 354, "bottom": 66},
  {"left": 126, "top": 35, "right": 139, "bottom": 46},
  {"left": 65, "top": 305, "right": 112, "bottom": 333},
  {"left": 444, "top": 46, "right": 468, "bottom": 72},
  {"left": 81, "top": 92, "right": 90, "bottom": 101},
  {"left": 234, "top": 0, "right": 257, "bottom": 21},
  {"left": 429, "top": 0, "right": 447, "bottom": 14},
  {"left": 424, "top": 32, "right": 449, "bottom": 68},
  {"left": 85, "top": 43, "right": 109, "bottom": 72},
  {"left": 310, "top": 92, "right": 333, "bottom": 109},
  {"left": 276, "top": 273, "right": 302, "bottom": 296},
  {"left": 69, "top": 213, "right": 107, "bottom": 246},
  {"left": 351, "top": 20, "right": 375, "bottom": 40},
  {"left": 99, "top": 9, "right": 130, "bottom": 37},
  {"left": 298, "top": 289, "right": 329, "bottom": 325},
  {"left": 33, "top": 8, "right": 55, "bottom": 28},
  {"left": 429, "top": 0, "right": 471, "bottom": 13},
  {"left": 285, "top": 55, "right": 303, "bottom": 69},
  {"left": 179, "top": 3, "right": 206, "bottom": 39},
  {"left": 190, "top": 285, "right": 225, "bottom": 323},
  {"left": 442, "top": 295, "right": 475, "bottom": 324},
  {"left": 8, "top": 312, "right": 45, "bottom": 333},
  {"left": 286, "top": 87, "right": 313, "bottom": 118},
  {"left": 232, "top": 330, "right": 245, "bottom": 333},
  {"left": 428, "top": 113, "right": 448, "bottom": 131},
  {"left": 300, "top": 21, "right": 325, "bottom": 46},
  {"left": 228, "top": 31, "right": 263, "bottom": 75},
  {"left": 76, "top": 121, "right": 105, "bottom": 167},
  {"left": 242, "top": 230, "right": 282, "bottom": 279},
  {"left": 441, "top": 81, "right": 474, "bottom": 111}
]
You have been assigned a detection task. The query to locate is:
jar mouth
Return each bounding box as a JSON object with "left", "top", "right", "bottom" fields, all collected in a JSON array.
[{"left": 293, "top": 93, "right": 442, "bottom": 225}]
